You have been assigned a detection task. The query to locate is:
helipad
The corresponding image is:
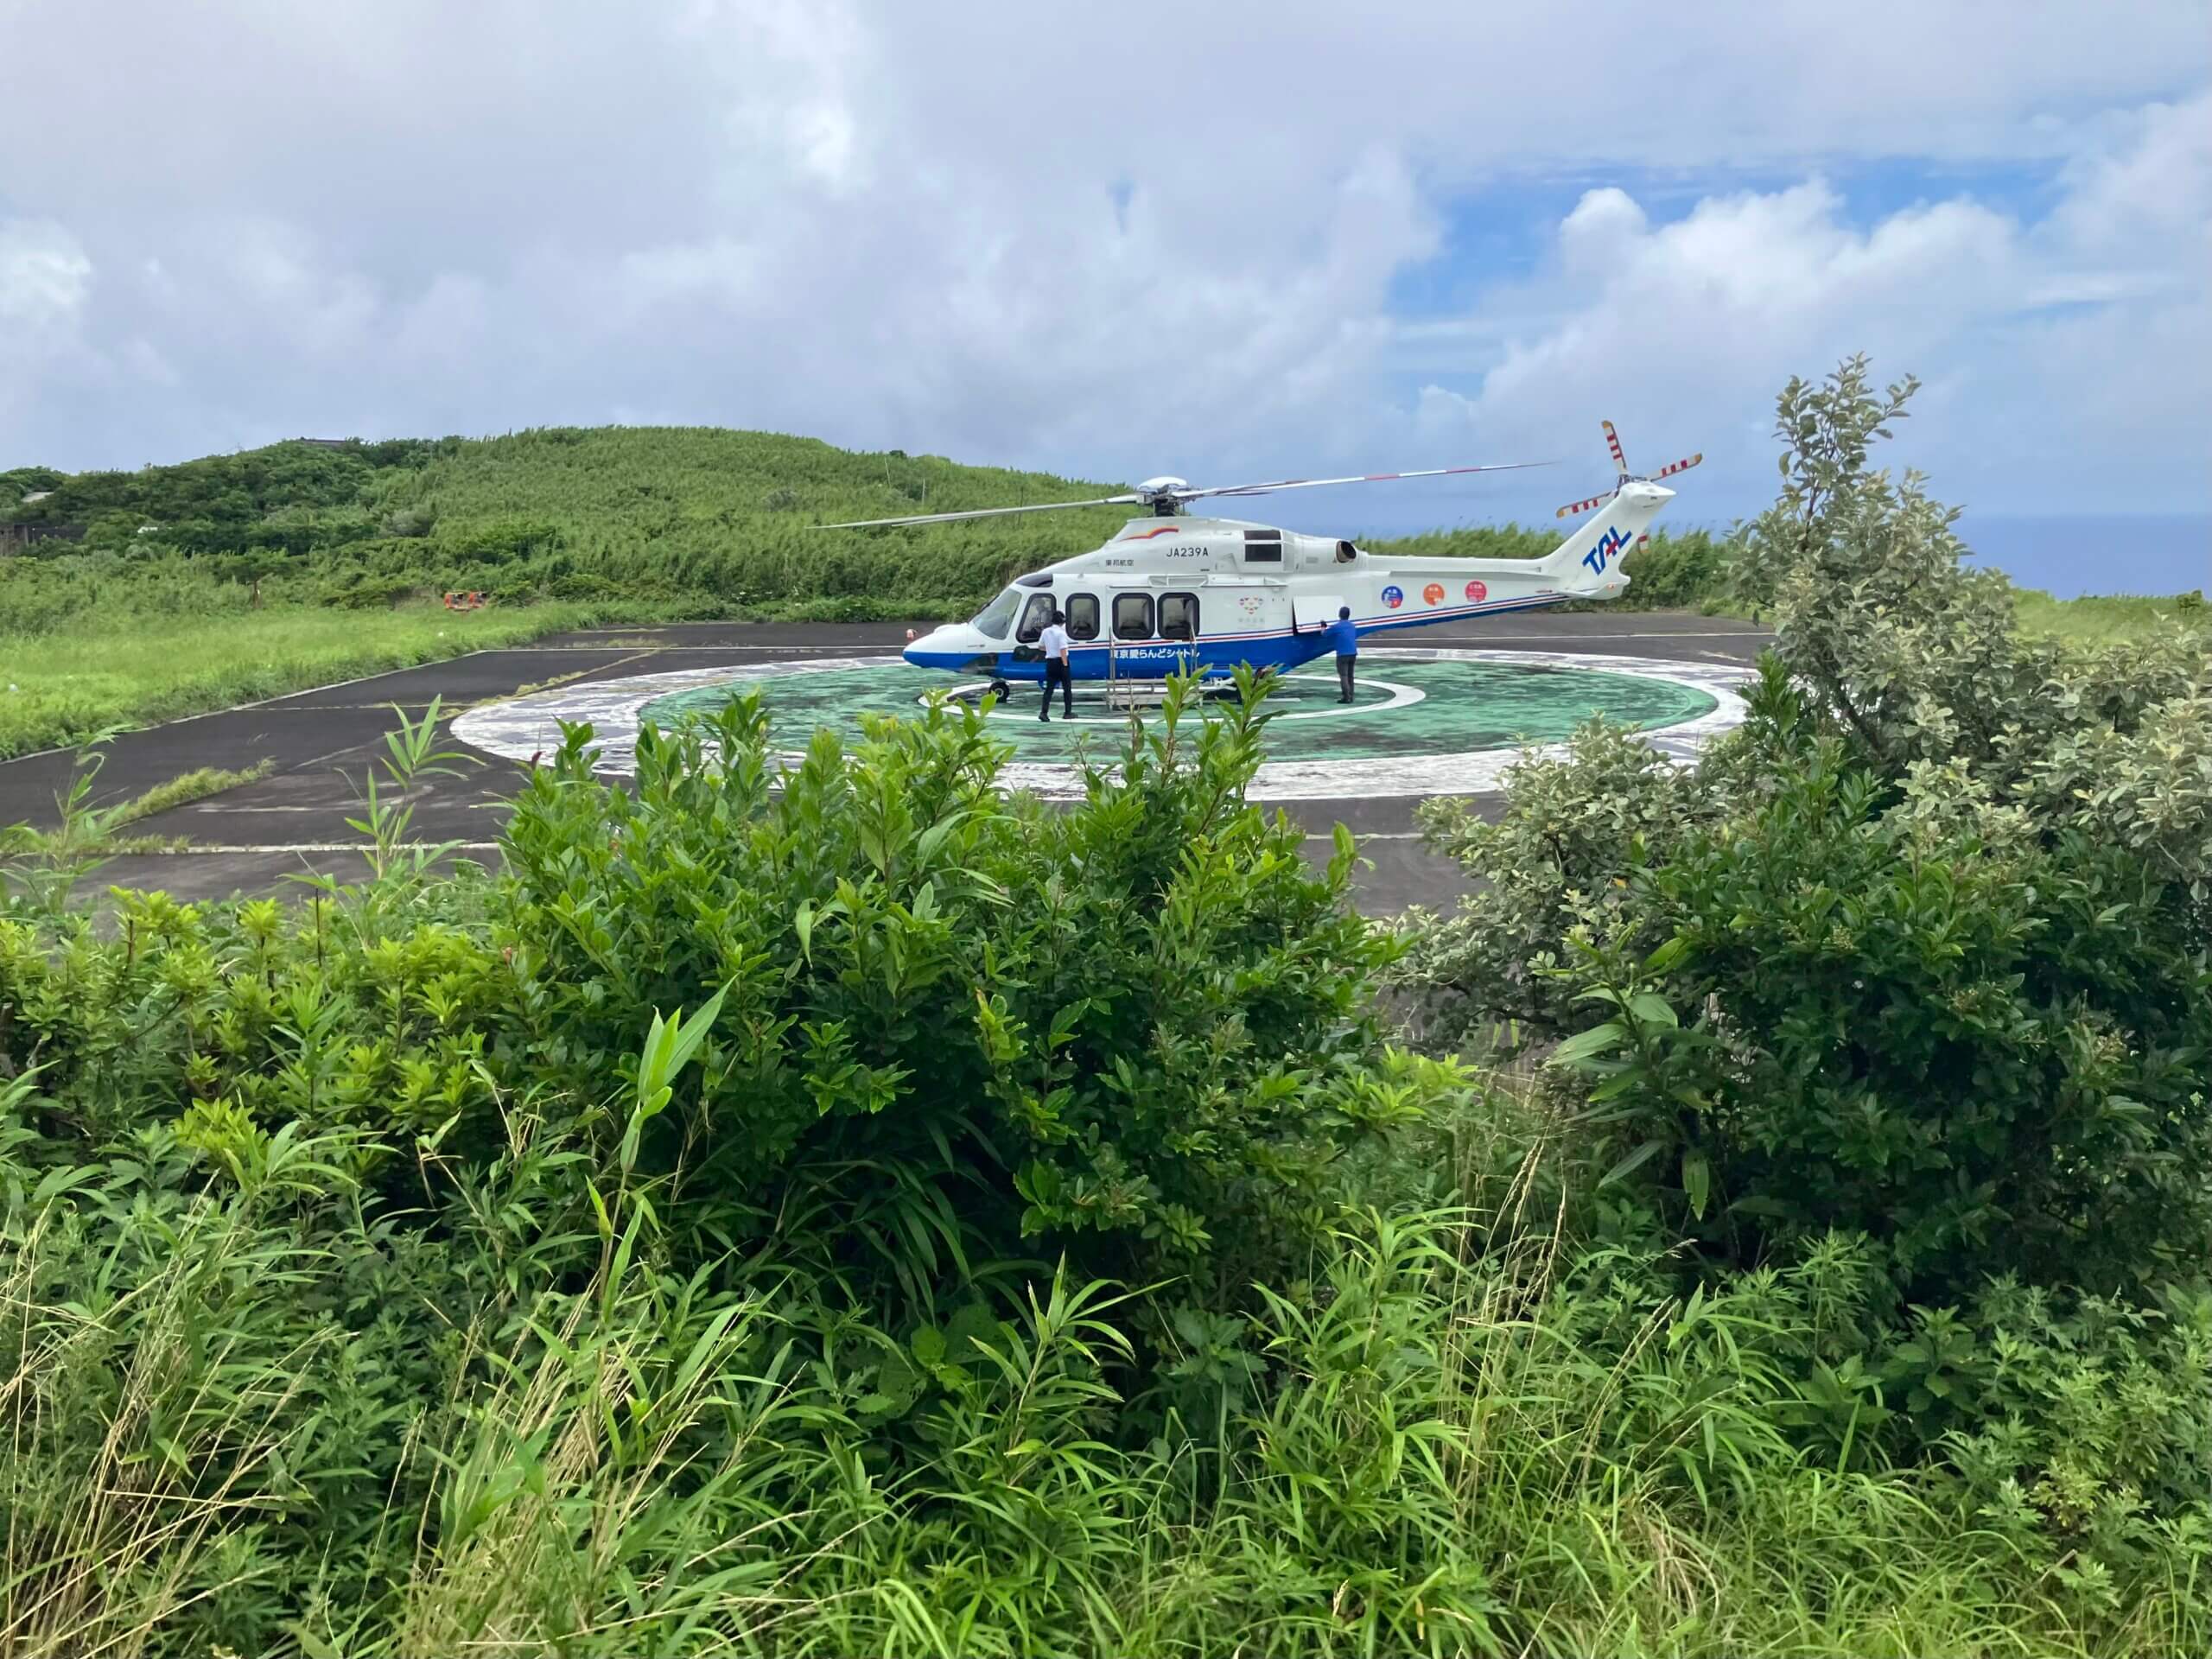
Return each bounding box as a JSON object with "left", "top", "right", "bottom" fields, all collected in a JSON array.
[
  {"left": 0, "top": 616, "right": 1777, "bottom": 912},
  {"left": 452, "top": 645, "right": 1751, "bottom": 801}
]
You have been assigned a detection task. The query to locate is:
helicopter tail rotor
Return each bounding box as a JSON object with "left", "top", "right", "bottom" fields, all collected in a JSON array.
[
  {"left": 1557, "top": 422, "right": 1701, "bottom": 518},
  {"left": 1604, "top": 418, "right": 1628, "bottom": 480}
]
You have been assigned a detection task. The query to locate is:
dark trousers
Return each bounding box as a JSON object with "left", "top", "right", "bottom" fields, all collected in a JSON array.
[
  {"left": 1041, "top": 658, "right": 1073, "bottom": 717},
  {"left": 1337, "top": 654, "right": 1356, "bottom": 700}
]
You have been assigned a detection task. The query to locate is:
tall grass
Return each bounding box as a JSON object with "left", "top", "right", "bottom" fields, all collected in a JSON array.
[
  {"left": 3, "top": 676, "right": 2204, "bottom": 1654},
  {"left": 4, "top": 1096, "right": 2195, "bottom": 1656},
  {"left": 0, "top": 601, "right": 613, "bottom": 758},
  {"left": 2013, "top": 587, "right": 2209, "bottom": 644}
]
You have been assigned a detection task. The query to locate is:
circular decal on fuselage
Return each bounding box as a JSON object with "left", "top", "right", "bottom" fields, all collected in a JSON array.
[
  {"left": 1422, "top": 582, "right": 1446, "bottom": 605},
  {"left": 1465, "top": 579, "right": 1487, "bottom": 602},
  {"left": 1382, "top": 585, "right": 1405, "bottom": 608}
]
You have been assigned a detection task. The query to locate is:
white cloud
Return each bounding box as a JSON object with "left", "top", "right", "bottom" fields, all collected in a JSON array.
[
  {"left": 0, "top": 219, "right": 97, "bottom": 427},
  {"left": 1414, "top": 92, "right": 2210, "bottom": 517},
  {"left": 0, "top": 219, "right": 93, "bottom": 340},
  {"left": 0, "top": 0, "right": 2202, "bottom": 545}
]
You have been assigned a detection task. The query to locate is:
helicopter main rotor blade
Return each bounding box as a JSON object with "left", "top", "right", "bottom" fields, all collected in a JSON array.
[
  {"left": 1179, "top": 460, "right": 1552, "bottom": 502},
  {"left": 811, "top": 458, "right": 1555, "bottom": 529},
  {"left": 812, "top": 494, "right": 1144, "bottom": 531}
]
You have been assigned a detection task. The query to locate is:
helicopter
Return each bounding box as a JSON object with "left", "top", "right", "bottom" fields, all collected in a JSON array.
[{"left": 817, "top": 423, "right": 1700, "bottom": 694}]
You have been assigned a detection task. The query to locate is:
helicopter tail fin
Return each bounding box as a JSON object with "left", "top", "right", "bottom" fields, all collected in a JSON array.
[{"left": 1541, "top": 481, "right": 1673, "bottom": 594}]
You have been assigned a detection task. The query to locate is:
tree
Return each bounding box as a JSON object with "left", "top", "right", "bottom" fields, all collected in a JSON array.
[{"left": 1405, "top": 356, "right": 2212, "bottom": 1302}]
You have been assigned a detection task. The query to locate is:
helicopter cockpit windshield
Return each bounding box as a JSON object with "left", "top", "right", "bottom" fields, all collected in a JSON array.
[{"left": 970, "top": 588, "right": 1021, "bottom": 639}]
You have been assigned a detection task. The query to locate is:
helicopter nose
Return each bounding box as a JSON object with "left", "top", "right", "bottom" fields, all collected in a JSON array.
[{"left": 903, "top": 626, "right": 957, "bottom": 667}]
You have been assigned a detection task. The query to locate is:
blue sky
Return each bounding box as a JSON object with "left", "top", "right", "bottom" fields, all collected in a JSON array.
[
  {"left": 1268, "top": 146, "right": 2211, "bottom": 593},
  {"left": 2, "top": 1, "right": 2205, "bottom": 594}
]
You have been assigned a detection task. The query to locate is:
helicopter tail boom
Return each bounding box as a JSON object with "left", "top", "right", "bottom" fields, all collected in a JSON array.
[{"left": 1372, "top": 484, "right": 1673, "bottom": 594}]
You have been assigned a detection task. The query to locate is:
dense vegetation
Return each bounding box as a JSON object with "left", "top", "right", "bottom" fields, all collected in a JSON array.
[
  {"left": 4, "top": 423, "right": 2196, "bottom": 760},
  {"left": 3, "top": 360, "right": 2209, "bottom": 1654},
  {"left": 5, "top": 428, "right": 1702, "bottom": 625},
  {"left": 0, "top": 426, "right": 1745, "bottom": 758},
  {"left": 2, "top": 430, "right": 1139, "bottom": 621}
]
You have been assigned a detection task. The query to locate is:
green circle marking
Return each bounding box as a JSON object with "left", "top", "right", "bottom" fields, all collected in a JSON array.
[{"left": 640, "top": 658, "right": 1716, "bottom": 762}]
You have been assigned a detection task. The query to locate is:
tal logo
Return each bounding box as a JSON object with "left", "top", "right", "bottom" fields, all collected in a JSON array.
[{"left": 1581, "top": 526, "right": 1630, "bottom": 576}]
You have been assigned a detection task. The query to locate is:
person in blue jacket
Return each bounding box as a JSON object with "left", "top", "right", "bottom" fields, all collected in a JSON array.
[{"left": 1324, "top": 606, "right": 1358, "bottom": 702}]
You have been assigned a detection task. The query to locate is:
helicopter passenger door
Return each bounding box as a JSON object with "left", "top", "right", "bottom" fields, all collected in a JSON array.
[
  {"left": 1291, "top": 591, "right": 1347, "bottom": 641},
  {"left": 1207, "top": 576, "right": 1290, "bottom": 669}
]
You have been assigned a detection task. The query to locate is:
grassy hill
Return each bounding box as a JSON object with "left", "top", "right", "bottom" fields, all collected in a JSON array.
[
  {"left": 0, "top": 428, "right": 1594, "bottom": 756},
  {"left": 2, "top": 429, "right": 1158, "bottom": 623},
  {"left": 3, "top": 424, "right": 2186, "bottom": 758},
  {"left": 2, "top": 426, "right": 1745, "bottom": 631}
]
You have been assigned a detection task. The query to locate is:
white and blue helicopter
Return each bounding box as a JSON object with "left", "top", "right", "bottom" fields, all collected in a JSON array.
[{"left": 820, "top": 423, "right": 1700, "bottom": 693}]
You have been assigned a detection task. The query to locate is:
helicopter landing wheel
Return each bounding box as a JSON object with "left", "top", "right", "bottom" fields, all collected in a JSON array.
[{"left": 988, "top": 679, "right": 1012, "bottom": 703}]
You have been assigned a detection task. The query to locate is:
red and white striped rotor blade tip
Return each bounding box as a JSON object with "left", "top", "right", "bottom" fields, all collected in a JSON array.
[
  {"left": 1602, "top": 420, "right": 1627, "bottom": 474},
  {"left": 1555, "top": 488, "right": 1618, "bottom": 519},
  {"left": 1652, "top": 453, "right": 1703, "bottom": 480}
]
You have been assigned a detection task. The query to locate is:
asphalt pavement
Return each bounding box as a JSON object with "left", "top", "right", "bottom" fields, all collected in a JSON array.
[{"left": 1, "top": 613, "right": 1771, "bottom": 914}]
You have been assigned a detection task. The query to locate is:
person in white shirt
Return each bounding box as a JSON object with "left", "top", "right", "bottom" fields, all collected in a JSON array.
[{"left": 1038, "top": 611, "right": 1073, "bottom": 721}]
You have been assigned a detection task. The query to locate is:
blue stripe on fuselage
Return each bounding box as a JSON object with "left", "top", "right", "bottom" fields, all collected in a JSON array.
[{"left": 901, "top": 592, "right": 1570, "bottom": 680}]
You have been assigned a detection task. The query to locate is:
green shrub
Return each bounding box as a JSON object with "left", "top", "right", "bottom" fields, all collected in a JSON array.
[
  {"left": 382, "top": 501, "right": 437, "bottom": 537},
  {"left": 1408, "top": 358, "right": 2212, "bottom": 1309},
  {"left": 4, "top": 672, "right": 1442, "bottom": 1303},
  {"left": 493, "top": 674, "right": 1440, "bottom": 1297},
  {"left": 8, "top": 368, "right": 2210, "bottom": 1653},
  {"left": 1399, "top": 713, "right": 1725, "bottom": 1045},
  {"left": 1540, "top": 671, "right": 2212, "bottom": 1302},
  {"left": 1734, "top": 355, "right": 2212, "bottom": 902},
  {"left": 437, "top": 516, "right": 563, "bottom": 564},
  {"left": 10, "top": 1092, "right": 2199, "bottom": 1655},
  {"left": 1932, "top": 1276, "right": 2212, "bottom": 1564}
]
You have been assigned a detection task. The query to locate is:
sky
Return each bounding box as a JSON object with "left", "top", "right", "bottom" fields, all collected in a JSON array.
[{"left": 1, "top": 0, "right": 2207, "bottom": 593}]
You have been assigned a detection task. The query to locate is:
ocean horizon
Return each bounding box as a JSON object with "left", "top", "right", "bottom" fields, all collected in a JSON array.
[
  {"left": 1956, "top": 513, "right": 2209, "bottom": 600},
  {"left": 1274, "top": 496, "right": 2209, "bottom": 601}
]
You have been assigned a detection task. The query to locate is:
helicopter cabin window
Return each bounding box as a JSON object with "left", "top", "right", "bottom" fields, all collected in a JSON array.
[
  {"left": 1243, "top": 530, "right": 1282, "bottom": 564},
  {"left": 1112, "top": 592, "right": 1154, "bottom": 640},
  {"left": 972, "top": 588, "right": 1020, "bottom": 639},
  {"left": 1015, "top": 592, "right": 1056, "bottom": 645},
  {"left": 1159, "top": 592, "right": 1199, "bottom": 641},
  {"left": 1065, "top": 593, "right": 1100, "bottom": 641}
]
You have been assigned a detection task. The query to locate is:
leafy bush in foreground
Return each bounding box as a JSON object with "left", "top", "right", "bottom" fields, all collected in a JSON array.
[
  {"left": 1405, "top": 359, "right": 2212, "bottom": 1305},
  {"left": 1546, "top": 665, "right": 2212, "bottom": 1302},
  {"left": 11, "top": 1088, "right": 2208, "bottom": 1656},
  {"left": 10, "top": 1081, "right": 2207, "bottom": 1655},
  {"left": 492, "top": 677, "right": 1422, "bottom": 1298},
  {"left": 6, "top": 674, "right": 1430, "bottom": 1307},
  {"left": 5, "top": 365, "right": 2209, "bottom": 1655},
  {"left": 1400, "top": 357, "right": 2212, "bottom": 1600}
]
